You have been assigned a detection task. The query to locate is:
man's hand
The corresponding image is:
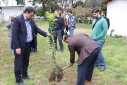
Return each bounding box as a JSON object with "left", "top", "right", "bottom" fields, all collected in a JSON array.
[
  {"left": 71, "top": 27, "right": 73, "bottom": 30},
  {"left": 9, "top": 18, "right": 12, "bottom": 22},
  {"left": 47, "top": 33, "right": 52, "bottom": 37},
  {"left": 16, "top": 48, "right": 21, "bottom": 55},
  {"left": 69, "top": 63, "right": 73, "bottom": 67}
]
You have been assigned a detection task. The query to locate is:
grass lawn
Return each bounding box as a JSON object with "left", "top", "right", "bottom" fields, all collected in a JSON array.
[{"left": 0, "top": 20, "right": 127, "bottom": 85}]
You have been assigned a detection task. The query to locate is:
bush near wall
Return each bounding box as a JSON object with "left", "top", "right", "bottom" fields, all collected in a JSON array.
[{"left": 79, "top": 19, "right": 93, "bottom": 24}]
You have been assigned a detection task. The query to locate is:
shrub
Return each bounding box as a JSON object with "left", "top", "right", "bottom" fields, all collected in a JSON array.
[
  {"left": 36, "top": 7, "right": 44, "bottom": 16},
  {"left": 79, "top": 19, "right": 93, "bottom": 24}
]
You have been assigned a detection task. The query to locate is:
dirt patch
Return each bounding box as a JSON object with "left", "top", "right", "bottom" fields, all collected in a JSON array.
[{"left": 48, "top": 67, "right": 63, "bottom": 82}]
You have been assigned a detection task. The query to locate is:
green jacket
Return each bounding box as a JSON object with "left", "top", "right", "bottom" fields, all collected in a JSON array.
[{"left": 91, "top": 16, "right": 108, "bottom": 41}]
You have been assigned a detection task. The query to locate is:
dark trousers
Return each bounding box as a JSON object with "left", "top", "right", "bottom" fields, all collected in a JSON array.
[
  {"left": 66, "top": 25, "right": 68, "bottom": 32},
  {"left": 34, "top": 36, "right": 37, "bottom": 50},
  {"left": 54, "top": 31, "right": 63, "bottom": 50},
  {"left": 61, "top": 30, "right": 64, "bottom": 39},
  {"left": 14, "top": 42, "right": 31, "bottom": 83},
  {"left": 76, "top": 48, "right": 99, "bottom": 85},
  {"left": 31, "top": 36, "right": 37, "bottom": 51}
]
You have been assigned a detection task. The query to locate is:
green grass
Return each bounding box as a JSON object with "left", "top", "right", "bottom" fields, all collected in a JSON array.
[
  {"left": 0, "top": 20, "right": 127, "bottom": 85},
  {"left": 76, "top": 23, "right": 92, "bottom": 29}
]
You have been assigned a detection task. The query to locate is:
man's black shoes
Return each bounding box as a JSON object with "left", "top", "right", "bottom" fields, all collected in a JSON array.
[
  {"left": 22, "top": 76, "right": 34, "bottom": 79},
  {"left": 17, "top": 81, "right": 27, "bottom": 85}
]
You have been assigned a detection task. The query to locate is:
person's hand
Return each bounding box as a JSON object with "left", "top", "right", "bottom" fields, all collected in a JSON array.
[
  {"left": 69, "top": 63, "right": 73, "bottom": 67},
  {"left": 48, "top": 33, "right": 52, "bottom": 37},
  {"left": 9, "top": 18, "right": 12, "bottom": 22},
  {"left": 71, "top": 27, "right": 73, "bottom": 30},
  {"left": 16, "top": 48, "right": 21, "bottom": 55}
]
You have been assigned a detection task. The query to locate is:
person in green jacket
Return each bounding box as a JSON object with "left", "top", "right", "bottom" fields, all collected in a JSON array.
[{"left": 91, "top": 8, "right": 108, "bottom": 71}]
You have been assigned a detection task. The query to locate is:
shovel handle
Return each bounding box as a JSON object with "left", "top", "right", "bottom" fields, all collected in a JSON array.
[
  {"left": 62, "top": 65, "right": 70, "bottom": 70},
  {"left": 62, "top": 61, "right": 77, "bottom": 70}
]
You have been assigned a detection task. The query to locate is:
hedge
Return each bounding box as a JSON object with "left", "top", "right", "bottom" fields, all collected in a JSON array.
[{"left": 79, "top": 19, "right": 93, "bottom": 24}]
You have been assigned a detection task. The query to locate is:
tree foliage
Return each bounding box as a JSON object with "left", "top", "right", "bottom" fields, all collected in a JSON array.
[
  {"left": 73, "top": 1, "right": 84, "bottom": 8},
  {"left": 36, "top": 7, "right": 44, "bottom": 16},
  {"left": 16, "top": 0, "right": 25, "bottom": 5},
  {"left": 46, "top": 0, "right": 60, "bottom": 13},
  {"left": 45, "top": 11, "right": 60, "bottom": 76},
  {"left": 32, "top": 0, "right": 60, "bottom": 19}
]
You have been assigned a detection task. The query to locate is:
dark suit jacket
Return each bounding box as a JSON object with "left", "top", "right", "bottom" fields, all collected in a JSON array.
[
  {"left": 11, "top": 14, "right": 47, "bottom": 51},
  {"left": 68, "top": 33, "right": 99, "bottom": 65}
]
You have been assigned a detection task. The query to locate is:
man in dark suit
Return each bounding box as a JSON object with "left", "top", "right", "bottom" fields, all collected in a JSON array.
[
  {"left": 11, "top": 7, "right": 51, "bottom": 85},
  {"left": 64, "top": 33, "right": 100, "bottom": 85}
]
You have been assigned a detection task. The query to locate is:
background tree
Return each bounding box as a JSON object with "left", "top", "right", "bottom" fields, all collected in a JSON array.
[
  {"left": 32, "top": 0, "right": 47, "bottom": 20},
  {"left": 35, "top": 7, "right": 44, "bottom": 16},
  {"left": 16, "top": 0, "right": 25, "bottom": 5},
  {"left": 32, "top": 0, "right": 61, "bottom": 20},
  {"left": 73, "top": 6, "right": 86, "bottom": 27},
  {"left": 46, "top": 0, "right": 60, "bottom": 13},
  {"left": 84, "top": 7, "right": 93, "bottom": 24},
  {"left": 71, "top": 0, "right": 73, "bottom": 6},
  {"left": 72, "top": 1, "right": 84, "bottom": 8}
]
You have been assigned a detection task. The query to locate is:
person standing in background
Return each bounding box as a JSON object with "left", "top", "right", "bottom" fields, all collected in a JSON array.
[
  {"left": 58, "top": 10, "right": 65, "bottom": 40},
  {"left": 67, "top": 9, "right": 76, "bottom": 36},
  {"left": 65, "top": 14, "right": 69, "bottom": 34},
  {"left": 54, "top": 11, "right": 64, "bottom": 52},
  {"left": 91, "top": 8, "right": 108, "bottom": 71},
  {"left": 101, "top": 11, "right": 110, "bottom": 29},
  {"left": 5, "top": 14, "right": 14, "bottom": 54}
]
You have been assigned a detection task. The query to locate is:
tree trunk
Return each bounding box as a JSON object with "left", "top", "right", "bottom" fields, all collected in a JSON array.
[
  {"left": 42, "top": 0, "right": 46, "bottom": 20},
  {"left": 51, "top": 8, "right": 55, "bottom": 13},
  {"left": 72, "top": 0, "right": 73, "bottom": 6},
  {"left": 88, "top": 16, "right": 91, "bottom": 24},
  {"left": 81, "top": 17, "right": 84, "bottom": 28}
]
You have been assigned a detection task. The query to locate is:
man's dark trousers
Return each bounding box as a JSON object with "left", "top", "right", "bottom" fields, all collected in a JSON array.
[
  {"left": 76, "top": 48, "right": 99, "bottom": 85},
  {"left": 54, "top": 31, "right": 63, "bottom": 50},
  {"left": 14, "top": 42, "right": 31, "bottom": 83},
  {"left": 34, "top": 36, "right": 37, "bottom": 51}
]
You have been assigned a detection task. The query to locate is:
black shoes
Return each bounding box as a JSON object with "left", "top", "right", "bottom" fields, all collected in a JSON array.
[
  {"left": 22, "top": 76, "right": 34, "bottom": 79},
  {"left": 34, "top": 50, "right": 38, "bottom": 52},
  {"left": 17, "top": 81, "right": 27, "bottom": 85},
  {"left": 61, "top": 49, "right": 64, "bottom": 52},
  {"left": 17, "top": 76, "right": 34, "bottom": 85}
]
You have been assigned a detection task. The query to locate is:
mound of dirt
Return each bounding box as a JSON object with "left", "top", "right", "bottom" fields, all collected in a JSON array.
[{"left": 48, "top": 67, "right": 63, "bottom": 82}]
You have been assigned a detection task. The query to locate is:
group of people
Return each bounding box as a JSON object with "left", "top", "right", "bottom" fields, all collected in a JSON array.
[
  {"left": 53, "top": 9, "right": 76, "bottom": 52},
  {"left": 64, "top": 8, "right": 109, "bottom": 85},
  {"left": 5, "top": 6, "right": 110, "bottom": 85}
]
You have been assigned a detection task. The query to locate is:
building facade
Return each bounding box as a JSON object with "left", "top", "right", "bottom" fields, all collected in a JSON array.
[{"left": 102, "top": 0, "right": 127, "bottom": 37}]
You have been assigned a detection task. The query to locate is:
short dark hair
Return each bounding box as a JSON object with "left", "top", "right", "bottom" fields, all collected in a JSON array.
[
  {"left": 102, "top": 11, "right": 106, "bottom": 15},
  {"left": 67, "top": 9, "right": 72, "bottom": 14},
  {"left": 64, "top": 35, "right": 71, "bottom": 41},
  {"left": 58, "top": 10, "right": 62, "bottom": 12},
  {"left": 24, "top": 7, "right": 35, "bottom": 14},
  {"left": 92, "top": 8, "right": 99, "bottom": 13}
]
